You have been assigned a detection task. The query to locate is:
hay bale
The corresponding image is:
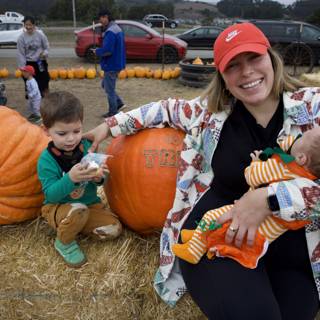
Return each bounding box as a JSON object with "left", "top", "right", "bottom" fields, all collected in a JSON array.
[
  {"left": 0, "top": 188, "right": 205, "bottom": 320},
  {"left": 300, "top": 72, "right": 320, "bottom": 87}
]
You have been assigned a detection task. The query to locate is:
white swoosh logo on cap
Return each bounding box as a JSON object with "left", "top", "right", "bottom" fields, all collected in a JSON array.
[{"left": 225, "top": 30, "right": 242, "bottom": 42}]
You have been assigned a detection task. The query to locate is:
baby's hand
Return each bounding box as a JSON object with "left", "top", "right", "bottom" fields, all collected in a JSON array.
[{"left": 250, "top": 150, "right": 262, "bottom": 161}]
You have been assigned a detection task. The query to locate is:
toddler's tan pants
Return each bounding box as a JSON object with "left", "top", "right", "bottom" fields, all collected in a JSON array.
[{"left": 41, "top": 202, "right": 122, "bottom": 244}]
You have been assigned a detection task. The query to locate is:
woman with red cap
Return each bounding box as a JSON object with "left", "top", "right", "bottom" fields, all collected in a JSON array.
[{"left": 84, "top": 23, "right": 320, "bottom": 319}]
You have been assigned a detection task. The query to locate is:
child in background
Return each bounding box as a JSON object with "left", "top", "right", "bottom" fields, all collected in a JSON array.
[
  {"left": 173, "top": 127, "right": 320, "bottom": 268},
  {"left": 0, "top": 80, "right": 7, "bottom": 105},
  {"left": 37, "top": 91, "right": 122, "bottom": 267},
  {"left": 20, "top": 65, "right": 41, "bottom": 123}
]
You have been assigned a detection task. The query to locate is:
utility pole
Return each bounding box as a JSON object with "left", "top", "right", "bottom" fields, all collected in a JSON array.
[{"left": 72, "top": 0, "right": 77, "bottom": 28}]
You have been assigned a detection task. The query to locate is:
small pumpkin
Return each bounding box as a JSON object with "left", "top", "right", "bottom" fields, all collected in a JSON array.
[
  {"left": 58, "top": 68, "right": 68, "bottom": 79},
  {"left": 145, "top": 69, "right": 153, "bottom": 78},
  {"left": 105, "top": 128, "right": 184, "bottom": 234},
  {"left": 126, "top": 68, "right": 135, "bottom": 78},
  {"left": 49, "top": 69, "right": 59, "bottom": 80},
  {"left": 118, "top": 69, "right": 127, "bottom": 79},
  {"left": 153, "top": 69, "right": 162, "bottom": 79},
  {"left": 99, "top": 70, "right": 104, "bottom": 78},
  {"left": 192, "top": 57, "right": 204, "bottom": 65},
  {"left": 162, "top": 69, "right": 171, "bottom": 80},
  {"left": 15, "top": 69, "right": 22, "bottom": 78},
  {"left": 67, "top": 69, "right": 74, "bottom": 79},
  {"left": 172, "top": 67, "right": 181, "bottom": 78},
  {"left": 0, "top": 108, "right": 49, "bottom": 224},
  {"left": 74, "top": 67, "right": 86, "bottom": 79},
  {"left": 134, "top": 67, "right": 146, "bottom": 78},
  {"left": 86, "top": 68, "right": 96, "bottom": 79},
  {"left": 0, "top": 68, "right": 9, "bottom": 78}
]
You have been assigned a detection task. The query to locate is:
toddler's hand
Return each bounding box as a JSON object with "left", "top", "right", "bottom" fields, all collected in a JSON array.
[
  {"left": 69, "top": 163, "right": 84, "bottom": 183},
  {"left": 250, "top": 150, "right": 262, "bottom": 161},
  {"left": 92, "top": 164, "right": 109, "bottom": 183},
  {"left": 69, "top": 163, "right": 99, "bottom": 183}
]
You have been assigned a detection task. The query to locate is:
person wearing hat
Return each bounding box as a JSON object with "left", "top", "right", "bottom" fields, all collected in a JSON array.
[
  {"left": 83, "top": 22, "right": 320, "bottom": 319},
  {"left": 92, "top": 9, "right": 126, "bottom": 118},
  {"left": 20, "top": 65, "right": 42, "bottom": 124}
]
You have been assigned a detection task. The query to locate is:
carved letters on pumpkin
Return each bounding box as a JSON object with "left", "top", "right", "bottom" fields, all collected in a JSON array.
[{"left": 143, "top": 149, "right": 180, "bottom": 168}]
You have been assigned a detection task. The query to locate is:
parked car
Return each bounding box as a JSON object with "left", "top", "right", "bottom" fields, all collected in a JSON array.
[
  {"left": 75, "top": 20, "right": 187, "bottom": 63},
  {"left": 0, "top": 22, "right": 23, "bottom": 46},
  {"left": 176, "top": 26, "right": 223, "bottom": 48},
  {"left": 249, "top": 20, "right": 320, "bottom": 67},
  {"left": 0, "top": 11, "right": 24, "bottom": 23},
  {"left": 143, "top": 14, "right": 178, "bottom": 29}
]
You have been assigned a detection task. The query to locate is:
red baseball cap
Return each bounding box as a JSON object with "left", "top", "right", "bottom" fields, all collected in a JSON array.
[
  {"left": 20, "top": 65, "right": 35, "bottom": 76},
  {"left": 214, "top": 22, "right": 271, "bottom": 73}
]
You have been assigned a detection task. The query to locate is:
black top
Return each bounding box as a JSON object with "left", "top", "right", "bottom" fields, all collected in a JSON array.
[{"left": 183, "top": 99, "right": 284, "bottom": 229}]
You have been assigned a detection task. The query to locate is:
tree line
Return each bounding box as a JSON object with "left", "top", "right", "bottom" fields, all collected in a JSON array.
[
  {"left": 47, "top": 0, "right": 320, "bottom": 25},
  {"left": 1, "top": 0, "right": 320, "bottom": 25},
  {"left": 216, "top": 0, "right": 320, "bottom": 24},
  {"left": 46, "top": 0, "right": 174, "bottom": 22}
]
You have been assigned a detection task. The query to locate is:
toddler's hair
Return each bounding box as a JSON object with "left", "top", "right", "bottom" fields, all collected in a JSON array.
[{"left": 40, "top": 91, "right": 83, "bottom": 128}]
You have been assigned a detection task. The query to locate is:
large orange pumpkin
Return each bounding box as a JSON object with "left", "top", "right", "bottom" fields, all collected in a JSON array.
[
  {"left": 0, "top": 108, "right": 49, "bottom": 224},
  {"left": 105, "top": 128, "right": 184, "bottom": 234}
]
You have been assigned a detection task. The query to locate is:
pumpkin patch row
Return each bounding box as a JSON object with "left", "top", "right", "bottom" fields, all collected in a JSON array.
[
  {"left": 118, "top": 66, "right": 181, "bottom": 80},
  {"left": 0, "top": 66, "right": 181, "bottom": 81}
]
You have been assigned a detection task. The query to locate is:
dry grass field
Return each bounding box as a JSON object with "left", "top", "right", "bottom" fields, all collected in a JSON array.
[
  {"left": 1, "top": 49, "right": 320, "bottom": 319},
  {"left": 0, "top": 56, "right": 206, "bottom": 320}
]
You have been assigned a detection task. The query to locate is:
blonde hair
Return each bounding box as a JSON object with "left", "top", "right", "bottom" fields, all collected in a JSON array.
[{"left": 201, "top": 48, "right": 306, "bottom": 113}]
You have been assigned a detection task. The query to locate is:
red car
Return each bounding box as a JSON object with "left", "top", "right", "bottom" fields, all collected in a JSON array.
[{"left": 75, "top": 20, "right": 187, "bottom": 64}]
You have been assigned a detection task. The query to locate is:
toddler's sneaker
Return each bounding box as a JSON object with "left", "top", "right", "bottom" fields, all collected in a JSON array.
[
  {"left": 28, "top": 114, "right": 42, "bottom": 125},
  {"left": 54, "top": 238, "right": 87, "bottom": 267}
]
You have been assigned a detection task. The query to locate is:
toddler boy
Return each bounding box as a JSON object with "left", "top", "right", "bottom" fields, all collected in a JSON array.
[
  {"left": 20, "top": 65, "right": 41, "bottom": 123},
  {"left": 37, "top": 91, "right": 122, "bottom": 267}
]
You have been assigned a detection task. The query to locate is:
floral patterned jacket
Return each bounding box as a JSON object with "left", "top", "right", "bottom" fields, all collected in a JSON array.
[{"left": 107, "top": 87, "right": 320, "bottom": 306}]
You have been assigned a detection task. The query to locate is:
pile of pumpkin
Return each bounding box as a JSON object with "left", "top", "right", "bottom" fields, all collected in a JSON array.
[
  {"left": 0, "top": 107, "right": 184, "bottom": 235},
  {"left": 117, "top": 66, "right": 181, "bottom": 80},
  {"left": 0, "top": 66, "right": 181, "bottom": 81}
]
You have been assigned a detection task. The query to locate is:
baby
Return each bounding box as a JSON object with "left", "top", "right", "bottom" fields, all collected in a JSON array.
[{"left": 173, "top": 127, "right": 320, "bottom": 268}]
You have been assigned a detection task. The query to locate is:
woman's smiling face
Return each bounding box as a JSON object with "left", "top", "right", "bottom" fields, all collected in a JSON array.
[
  {"left": 221, "top": 51, "right": 275, "bottom": 109},
  {"left": 24, "top": 20, "right": 36, "bottom": 34}
]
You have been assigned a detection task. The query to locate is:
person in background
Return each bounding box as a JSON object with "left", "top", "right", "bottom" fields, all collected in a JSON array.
[
  {"left": 20, "top": 65, "right": 41, "bottom": 124},
  {"left": 93, "top": 9, "right": 126, "bottom": 118},
  {"left": 0, "top": 80, "right": 7, "bottom": 106},
  {"left": 17, "top": 16, "right": 50, "bottom": 98},
  {"left": 84, "top": 23, "right": 320, "bottom": 319},
  {"left": 38, "top": 91, "right": 122, "bottom": 267}
]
